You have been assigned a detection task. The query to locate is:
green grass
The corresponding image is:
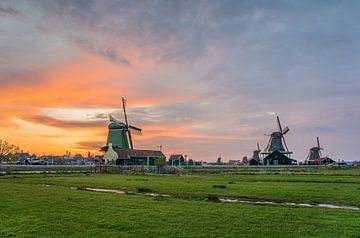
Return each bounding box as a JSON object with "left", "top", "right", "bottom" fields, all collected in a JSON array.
[
  {"left": 1, "top": 169, "right": 360, "bottom": 237},
  {"left": 5, "top": 171, "right": 360, "bottom": 206},
  {"left": 0, "top": 183, "right": 359, "bottom": 238}
]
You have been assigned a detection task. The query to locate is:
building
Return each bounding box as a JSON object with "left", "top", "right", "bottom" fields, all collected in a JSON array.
[
  {"left": 263, "top": 151, "right": 297, "bottom": 165},
  {"left": 311, "top": 157, "right": 336, "bottom": 165},
  {"left": 168, "top": 154, "right": 185, "bottom": 166}
]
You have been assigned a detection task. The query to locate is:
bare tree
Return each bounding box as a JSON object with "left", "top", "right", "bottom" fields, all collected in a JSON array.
[{"left": 0, "top": 140, "right": 19, "bottom": 164}]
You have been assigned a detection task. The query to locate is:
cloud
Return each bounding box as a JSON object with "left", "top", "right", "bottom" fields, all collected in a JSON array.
[
  {"left": 76, "top": 141, "right": 104, "bottom": 150},
  {"left": 71, "top": 37, "right": 131, "bottom": 65},
  {"left": 0, "top": 6, "right": 24, "bottom": 18},
  {"left": 26, "top": 115, "right": 106, "bottom": 130}
]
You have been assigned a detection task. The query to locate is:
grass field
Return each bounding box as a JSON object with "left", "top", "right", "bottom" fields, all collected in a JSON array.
[{"left": 1, "top": 168, "right": 360, "bottom": 237}]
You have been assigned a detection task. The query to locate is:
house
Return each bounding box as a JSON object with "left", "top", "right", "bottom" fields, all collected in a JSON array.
[
  {"left": 248, "top": 158, "right": 261, "bottom": 165},
  {"left": 263, "top": 151, "right": 297, "bottom": 165},
  {"left": 311, "top": 157, "right": 336, "bottom": 165},
  {"left": 102, "top": 145, "right": 165, "bottom": 166},
  {"left": 168, "top": 154, "right": 185, "bottom": 166}
]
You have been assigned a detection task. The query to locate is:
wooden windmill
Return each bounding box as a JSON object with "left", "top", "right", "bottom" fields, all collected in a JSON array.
[
  {"left": 261, "top": 116, "right": 296, "bottom": 165},
  {"left": 305, "top": 137, "right": 335, "bottom": 165},
  {"left": 306, "top": 137, "right": 322, "bottom": 163},
  {"left": 249, "top": 143, "right": 262, "bottom": 165},
  {"left": 107, "top": 98, "right": 142, "bottom": 150}
]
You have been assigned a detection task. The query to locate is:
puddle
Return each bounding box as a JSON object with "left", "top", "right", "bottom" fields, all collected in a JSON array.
[
  {"left": 84, "top": 188, "right": 126, "bottom": 195},
  {"left": 83, "top": 187, "right": 170, "bottom": 197},
  {"left": 219, "top": 198, "right": 360, "bottom": 211}
]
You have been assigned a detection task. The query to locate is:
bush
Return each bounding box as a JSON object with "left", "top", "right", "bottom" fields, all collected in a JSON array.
[
  {"left": 136, "top": 187, "right": 152, "bottom": 193},
  {"left": 206, "top": 194, "right": 220, "bottom": 202},
  {"left": 212, "top": 185, "right": 226, "bottom": 188}
]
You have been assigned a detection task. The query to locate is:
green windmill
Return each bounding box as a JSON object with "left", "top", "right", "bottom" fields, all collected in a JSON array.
[{"left": 106, "top": 98, "right": 142, "bottom": 149}]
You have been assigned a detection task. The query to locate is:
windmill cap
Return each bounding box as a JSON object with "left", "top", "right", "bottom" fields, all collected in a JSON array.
[{"left": 108, "top": 122, "right": 127, "bottom": 129}]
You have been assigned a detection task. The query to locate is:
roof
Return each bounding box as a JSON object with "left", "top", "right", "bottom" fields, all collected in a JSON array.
[
  {"left": 168, "top": 154, "right": 184, "bottom": 161},
  {"left": 313, "top": 157, "right": 335, "bottom": 164},
  {"left": 108, "top": 122, "right": 127, "bottom": 130},
  {"left": 263, "top": 150, "right": 297, "bottom": 162},
  {"left": 108, "top": 147, "right": 165, "bottom": 160}
]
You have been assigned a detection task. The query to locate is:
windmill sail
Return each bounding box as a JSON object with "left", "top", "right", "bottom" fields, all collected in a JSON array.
[
  {"left": 129, "top": 125, "right": 142, "bottom": 135},
  {"left": 282, "top": 126, "right": 290, "bottom": 135}
]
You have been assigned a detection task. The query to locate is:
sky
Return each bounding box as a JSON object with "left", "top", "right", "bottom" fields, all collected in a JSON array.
[{"left": 0, "top": 0, "right": 360, "bottom": 162}]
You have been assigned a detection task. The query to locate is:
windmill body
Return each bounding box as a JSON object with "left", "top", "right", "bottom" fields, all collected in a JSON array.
[
  {"left": 266, "top": 132, "right": 286, "bottom": 152},
  {"left": 106, "top": 121, "right": 130, "bottom": 149},
  {"left": 308, "top": 147, "right": 322, "bottom": 161}
]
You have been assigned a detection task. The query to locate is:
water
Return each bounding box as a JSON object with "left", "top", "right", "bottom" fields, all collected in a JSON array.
[
  {"left": 37, "top": 184, "right": 359, "bottom": 211},
  {"left": 219, "top": 198, "right": 360, "bottom": 210}
]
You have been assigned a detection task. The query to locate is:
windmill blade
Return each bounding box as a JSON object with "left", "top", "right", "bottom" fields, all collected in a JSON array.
[
  {"left": 129, "top": 125, "right": 142, "bottom": 135},
  {"left": 317, "top": 137, "right": 320, "bottom": 148},
  {"left": 282, "top": 126, "right": 290, "bottom": 135},
  {"left": 277, "top": 116, "right": 283, "bottom": 133},
  {"left": 122, "top": 97, "right": 134, "bottom": 149},
  {"left": 257, "top": 142, "right": 261, "bottom": 151}
]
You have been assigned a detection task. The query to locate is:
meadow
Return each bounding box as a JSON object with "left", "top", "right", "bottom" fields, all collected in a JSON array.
[{"left": 0, "top": 167, "right": 359, "bottom": 237}]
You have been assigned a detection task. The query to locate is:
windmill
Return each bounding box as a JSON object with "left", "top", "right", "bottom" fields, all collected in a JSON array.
[
  {"left": 249, "top": 143, "right": 262, "bottom": 165},
  {"left": 106, "top": 98, "right": 142, "bottom": 150},
  {"left": 262, "top": 116, "right": 292, "bottom": 155},
  {"left": 305, "top": 137, "right": 323, "bottom": 163},
  {"left": 261, "top": 116, "right": 295, "bottom": 165},
  {"left": 253, "top": 142, "right": 262, "bottom": 160}
]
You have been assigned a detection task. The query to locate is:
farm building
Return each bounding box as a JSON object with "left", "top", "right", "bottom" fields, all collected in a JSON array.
[
  {"left": 263, "top": 151, "right": 297, "bottom": 165},
  {"left": 311, "top": 157, "right": 336, "bottom": 165},
  {"left": 168, "top": 154, "right": 185, "bottom": 166}
]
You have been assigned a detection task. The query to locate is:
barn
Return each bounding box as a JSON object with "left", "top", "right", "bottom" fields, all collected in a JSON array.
[
  {"left": 263, "top": 151, "right": 297, "bottom": 165},
  {"left": 102, "top": 145, "right": 165, "bottom": 165},
  {"left": 168, "top": 154, "right": 185, "bottom": 166},
  {"left": 311, "top": 157, "right": 336, "bottom": 165}
]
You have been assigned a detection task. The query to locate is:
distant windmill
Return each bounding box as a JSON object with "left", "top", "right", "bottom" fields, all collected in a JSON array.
[
  {"left": 248, "top": 143, "right": 262, "bottom": 165},
  {"left": 261, "top": 116, "right": 295, "bottom": 165},
  {"left": 306, "top": 137, "right": 323, "bottom": 162},
  {"left": 253, "top": 142, "right": 261, "bottom": 160},
  {"left": 107, "top": 98, "right": 142, "bottom": 150}
]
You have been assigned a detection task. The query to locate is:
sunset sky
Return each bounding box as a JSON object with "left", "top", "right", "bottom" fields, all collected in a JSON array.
[{"left": 1, "top": 0, "right": 360, "bottom": 161}]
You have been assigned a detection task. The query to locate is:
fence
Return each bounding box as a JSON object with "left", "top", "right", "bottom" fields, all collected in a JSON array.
[{"left": 0, "top": 165, "right": 93, "bottom": 174}]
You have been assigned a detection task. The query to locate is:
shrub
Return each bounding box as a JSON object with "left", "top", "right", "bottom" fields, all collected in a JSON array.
[
  {"left": 206, "top": 194, "right": 220, "bottom": 202},
  {"left": 212, "top": 185, "right": 226, "bottom": 188},
  {"left": 136, "top": 187, "right": 152, "bottom": 193}
]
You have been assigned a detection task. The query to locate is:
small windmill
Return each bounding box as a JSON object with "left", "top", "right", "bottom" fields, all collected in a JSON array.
[
  {"left": 249, "top": 143, "right": 262, "bottom": 165},
  {"left": 253, "top": 142, "right": 261, "bottom": 160},
  {"left": 306, "top": 137, "right": 323, "bottom": 162},
  {"left": 107, "top": 98, "right": 142, "bottom": 150}
]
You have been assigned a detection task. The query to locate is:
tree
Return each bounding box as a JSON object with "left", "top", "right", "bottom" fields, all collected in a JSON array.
[
  {"left": 0, "top": 140, "right": 20, "bottom": 164},
  {"left": 155, "top": 157, "right": 166, "bottom": 172}
]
